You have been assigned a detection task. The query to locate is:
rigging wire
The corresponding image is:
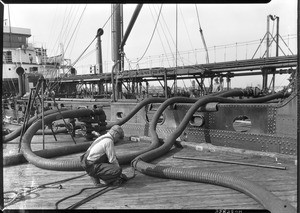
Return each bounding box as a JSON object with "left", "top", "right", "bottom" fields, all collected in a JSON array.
[
  {"left": 63, "top": 5, "right": 81, "bottom": 52},
  {"left": 179, "top": 6, "right": 196, "bottom": 63},
  {"left": 195, "top": 4, "right": 209, "bottom": 63},
  {"left": 156, "top": 6, "right": 175, "bottom": 64},
  {"left": 129, "top": 4, "right": 163, "bottom": 64},
  {"left": 149, "top": 5, "right": 171, "bottom": 67},
  {"left": 72, "top": 4, "right": 120, "bottom": 66},
  {"left": 65, "top": 5, "right": 87, "bottom": 54},
  {"left": 62, "top": 5, "right": 77, "bottom": 48},
  {"left": 50, "top": 5, "right": 71, "bottom": 57},
  {"left": 49, "top": 4, "right": 121, "bottom": 91}
]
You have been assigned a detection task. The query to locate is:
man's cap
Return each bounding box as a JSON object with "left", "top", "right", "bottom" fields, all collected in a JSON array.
[{"left": 108, "top": 125, "right": 124, "bottom": 139}]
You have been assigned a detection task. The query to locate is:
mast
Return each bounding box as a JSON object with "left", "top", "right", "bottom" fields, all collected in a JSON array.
[
  {"left": 111, "top": 4, "right": 122, "bottom": 68},
  {"left": 111, "top": 4, "right": 143, "bottom": 100},
  {"left": 111, "top": 4, "right": 123, "bottom": 101},
  {"left": 8, "top": 4, "right": 12, "bottom": 48}
]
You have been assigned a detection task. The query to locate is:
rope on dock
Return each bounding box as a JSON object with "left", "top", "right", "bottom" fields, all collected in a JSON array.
[{"left": 3, "top": 173, "right": 87, "bottom": 208}]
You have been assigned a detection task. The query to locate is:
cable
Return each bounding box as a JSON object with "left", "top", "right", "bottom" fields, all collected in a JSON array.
[
  {"left": 4, "top": 173, "right": 87, "bottom": 208},
  {"left": 55, "top": 185, "right": 109, "bottom": 209},
  {"left": 130, "top": 4, "right": 163, "bottom": 64},
  {"left": 67, "top": 185, "right": 119, "bottom": 209},
  {"left": 65, "top": 5, "right": 87, "bottom": 53},
  {"left": 148, "top": 5, "right": 171, "bottom": 67}
]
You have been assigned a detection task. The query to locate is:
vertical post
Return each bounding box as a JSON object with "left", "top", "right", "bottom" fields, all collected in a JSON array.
[
  {"left": 41, "top": 78, "right": 45, "bottom": 149},
  {"left": 96, "top": 28, "right": 104, "bottom": 74},
  {"left": 276, "top": 17, "right": 279, "bottom": 57},
  {"left": 226, "top": 76, "right": 231, "bottom": 90},
  {"left": 111, "top": 4, "right": 122, "bottom": 100},
  {"left": 266, "top": 15, "right": 270, "bottom": 58},
  {"left": 164, "top": 70, "right": 168, "bottom": 98},
  {"left": 174, "top": 4, "right": 178, "bottom": 96},
  {"left": 210, "top": 77, "right": 213, "bottom": 93},
  {"left": 262, "top": 68, "right": 268, "bottom": 93},
  {"left": 273, "top": 16, "right": 280, "bottom": 93},
  {"left": 146, "top": 81, "right": 149, "bottom": 98}
]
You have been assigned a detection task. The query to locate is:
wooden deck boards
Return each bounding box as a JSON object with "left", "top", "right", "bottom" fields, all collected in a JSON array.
[{"left": 3, "top": 131, "right": 297, "bottom": 210}]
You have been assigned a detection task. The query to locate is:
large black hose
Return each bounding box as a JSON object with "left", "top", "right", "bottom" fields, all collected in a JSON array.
[
  {"left": 4, "top": 143, "right": 91, "bottom": 167},
  {"left": 134, "top": 161, "right": 295, "bottom": 213},
  {"left": 106, "top": 97, "right": 165, "bottom": 129},
  {"left": 21, "top": 109, "right": 105, "bottom": 171},
  {"left": 18, "top": 91, "right": 244, "bottom": 169},
  {"left": 11, "top": 98, "right": 165, "bottom": 167},
  {"left": 112, "top": 90, "right": 233, "bottom": 164},
  {"left": 135, "top": 91, "right": 285, "bottom": 162},
  {"left": 132, "top": 90, "right": 296, "bottom": 213},
  {"left": 3, "top": 108, "right": 67, "bottom": 143},
  {"left": 19, "top": 97, "right": 190, "bottom": 169}
]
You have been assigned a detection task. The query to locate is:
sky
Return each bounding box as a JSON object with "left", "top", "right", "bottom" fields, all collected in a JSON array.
[{"left": 3, "top": 1, "right": 297, "bottom": 89}]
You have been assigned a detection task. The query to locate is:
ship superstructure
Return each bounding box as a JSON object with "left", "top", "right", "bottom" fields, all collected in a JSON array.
[{"left": 2, "top": 26, "right": 62, "bottom": 98}]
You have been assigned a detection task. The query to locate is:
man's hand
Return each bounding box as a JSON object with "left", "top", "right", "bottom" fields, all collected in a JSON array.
[{"left": 92, "top": 131, "right": 101, "bottom": 137}]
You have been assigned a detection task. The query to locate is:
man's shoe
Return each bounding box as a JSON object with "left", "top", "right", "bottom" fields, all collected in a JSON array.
[
  {"left": 120, "top": 173, "right": 129, "bottom": 181},
  {"left": 110, "top": 179, "right": 122, "bottom": 186},
  {"left": 90, "top": 176, "right": 101, "bottom": 186}
]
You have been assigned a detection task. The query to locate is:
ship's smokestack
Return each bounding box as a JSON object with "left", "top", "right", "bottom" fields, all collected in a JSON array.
[{"left": 16, "top": 67, "right": 25, "bottom": 97}]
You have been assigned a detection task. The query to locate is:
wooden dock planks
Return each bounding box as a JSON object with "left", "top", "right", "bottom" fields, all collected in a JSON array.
[{"left": 3, "top": 132, "right": 297, "bottom": 210}]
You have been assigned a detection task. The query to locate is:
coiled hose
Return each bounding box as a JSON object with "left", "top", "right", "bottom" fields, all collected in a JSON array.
[
  {"left": 21, "top": 109, "right": 105, "bottom": 171},
  {"left": 20, "top": 98, "right": 171, "bottom": 170},
  {"left": 10, "top": 98, "right": 165, "bottom": 167},
  {"left": 3, "top": 108, "right": 68, "bottom": 143},
  {"left": 132, "top": 90, "right": 296, "bottom": 213},
  {"left": 18, "top": 90, "right": 245, "bottom": 169}
]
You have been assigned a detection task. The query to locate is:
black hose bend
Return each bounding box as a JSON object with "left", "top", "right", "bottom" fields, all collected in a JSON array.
[
  {"left": 136, "top": 91, "right": 285, "bottom": 162},
  {"left": 20, "top": 98, "right": 167, "bottom": 170},
  {"left": 115, "top": 90, "right": 241, "bottom": 164},
  {"left": 4, "top": 143, "right": 91, "bottom": 167},
  {"left": 21, "top": 109, "right": 101, "bottom": 171},
  {"left": 12, "top": 98, "right": 165, "bottom": 167},
  {"left": 3, "top": 108, "right": 68, "bottom": 143},
  {"left": 106, "top": 97, "right": 165, "bottom": 129},
  {"left": 134, "top": 161, "right": 295, "bottom": 213},
  {"left": 132, "top": 90, "right": 295, "bottom": 213}
]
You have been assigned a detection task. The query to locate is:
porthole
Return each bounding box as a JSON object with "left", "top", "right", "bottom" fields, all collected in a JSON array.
[
  {"left": 189, "top": 115, "right": 205, "bottom": 127},
  {"left": 116, "top": 112, "right": 124, "bottom": 119},
  {"left": 233, "top": 115, "right": 252, "bottom": 132}
]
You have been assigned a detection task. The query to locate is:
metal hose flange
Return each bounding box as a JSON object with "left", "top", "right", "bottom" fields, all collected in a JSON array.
[
  {"left": 132, "top": 90, "right": 295, "bottom": 212},
  {"left": 21, "top": 109, "right": 102, "bottom": 171},
  {"left": 3, "top": 108, "right": 68, "bottom": 143}
]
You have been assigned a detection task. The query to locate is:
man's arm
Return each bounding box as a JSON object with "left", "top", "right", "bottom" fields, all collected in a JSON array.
[{"left": 105, "top": 140, "right": 120, "bottom": 167}]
